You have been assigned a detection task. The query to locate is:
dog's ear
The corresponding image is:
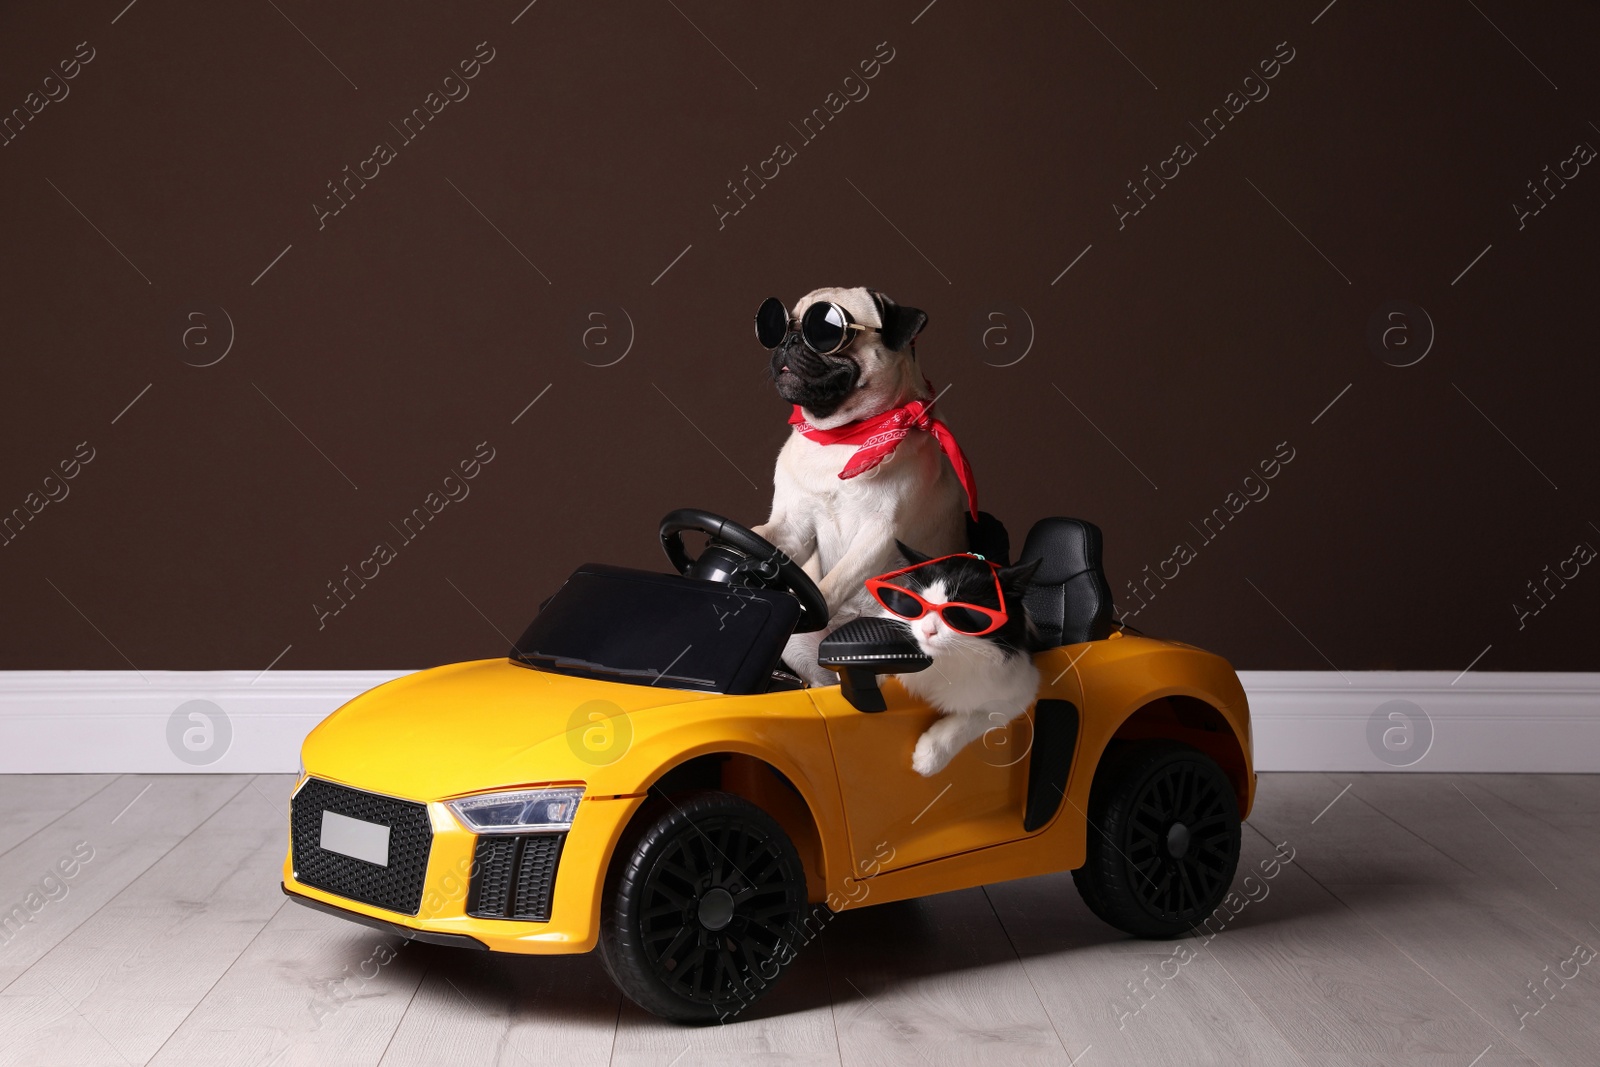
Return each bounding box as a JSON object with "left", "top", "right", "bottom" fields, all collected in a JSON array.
[
  {"left": 895, "top": 539, "right": 932, "bottom": 565},
  {"left": 870, "top": 290, "right": 928, "bottom": 352}
]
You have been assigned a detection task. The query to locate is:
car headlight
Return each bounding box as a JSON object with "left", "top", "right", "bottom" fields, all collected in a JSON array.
[{"left": 446, "top": 787, "right": 584, "bottom": 834}]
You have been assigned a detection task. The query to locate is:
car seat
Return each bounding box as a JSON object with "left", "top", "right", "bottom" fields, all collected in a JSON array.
[{"left": 1016, "top": 518, "right": 1115, "bottom": 651}]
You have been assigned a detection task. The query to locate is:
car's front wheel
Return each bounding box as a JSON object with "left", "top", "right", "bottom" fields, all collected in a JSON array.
[
  {"left": 598, "top": 791, "right": 809, "bottom": 1024},
  {"left": 1072, "top": 741, "right": 1241, "bottom": 938}
]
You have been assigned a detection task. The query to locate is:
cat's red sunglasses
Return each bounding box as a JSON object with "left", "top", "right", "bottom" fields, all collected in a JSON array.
[{"left": 864, "top": 553, "right": 1009, "bottom": 636}]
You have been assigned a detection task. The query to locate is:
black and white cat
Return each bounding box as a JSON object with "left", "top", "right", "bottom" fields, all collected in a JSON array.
[{"left": 875, "top": 542, "right": 1041, "bottom": 777}]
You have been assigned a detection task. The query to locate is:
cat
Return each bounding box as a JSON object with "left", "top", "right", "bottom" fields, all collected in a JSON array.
[{"left": 870, "top": 541, "right": 1041, "bottom": 777}]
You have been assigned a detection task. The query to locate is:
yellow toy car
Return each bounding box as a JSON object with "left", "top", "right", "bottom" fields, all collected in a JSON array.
[{"left": 282, "top": 509, "right": 1255, "bottom": 1023}]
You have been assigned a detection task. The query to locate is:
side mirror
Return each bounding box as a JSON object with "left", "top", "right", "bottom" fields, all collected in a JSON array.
[{"left": 816, "top": 617, "right": 931, "bottom": 712}]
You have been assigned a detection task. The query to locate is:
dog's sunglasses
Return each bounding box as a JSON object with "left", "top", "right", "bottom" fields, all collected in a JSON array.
[
  {"left": 755, "top": 296, "right": 881, "bottom": 356},
  {"left": 865, "top": 554, "right": 1009, "bottom": 636}
]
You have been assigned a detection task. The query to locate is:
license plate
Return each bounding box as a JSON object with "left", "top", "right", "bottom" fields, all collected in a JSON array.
[{"left": 319, "top": 810, "right": 391, "bottom": 867}]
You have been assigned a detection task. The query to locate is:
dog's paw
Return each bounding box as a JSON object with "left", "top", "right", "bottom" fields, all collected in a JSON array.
[
  {"left": 911, "top": 732, "right": 952, "bottom": 777},
  {"left": 797, "top": 661, "right": 838, "bottom": 688}
]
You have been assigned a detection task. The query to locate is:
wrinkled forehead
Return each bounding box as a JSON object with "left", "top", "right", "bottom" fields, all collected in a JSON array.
[{"left": 793, "top": 287, "right": 882, "bottom": 329}]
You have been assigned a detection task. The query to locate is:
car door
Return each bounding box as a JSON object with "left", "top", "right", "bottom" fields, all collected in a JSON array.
[{"left": 810, "top": 661, "right": 1086, "bottom": 876}]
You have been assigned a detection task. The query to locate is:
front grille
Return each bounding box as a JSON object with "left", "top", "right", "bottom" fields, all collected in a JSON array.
[
  {"left": 291, "top": 778, "right": 433, "bottom": 916},
  {"left": 467, "top": 834, "right": 564, "bottom": 922}
]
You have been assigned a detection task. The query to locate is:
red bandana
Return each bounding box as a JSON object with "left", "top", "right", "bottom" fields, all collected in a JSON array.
[{"left": 788, "top": 387, "right": 978, "bottom": 519}]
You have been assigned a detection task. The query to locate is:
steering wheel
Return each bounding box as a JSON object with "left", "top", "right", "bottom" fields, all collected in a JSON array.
[{"left": 658, "top": 508, "right": 829, "bottom": 633}]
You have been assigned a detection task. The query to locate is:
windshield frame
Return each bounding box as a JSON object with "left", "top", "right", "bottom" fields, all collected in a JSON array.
[{"left": 509, "top": 564, "right": 800, "bottom": 695}]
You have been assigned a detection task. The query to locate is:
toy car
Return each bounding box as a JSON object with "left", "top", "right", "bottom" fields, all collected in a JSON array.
[{"left": 282, "top": 508, "right": 1255, "bottom": 1023}]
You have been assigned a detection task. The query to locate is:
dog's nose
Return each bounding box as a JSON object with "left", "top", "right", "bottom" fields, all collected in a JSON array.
[{"left": 784, "top": 341, "right": 826, "bottom": 377}]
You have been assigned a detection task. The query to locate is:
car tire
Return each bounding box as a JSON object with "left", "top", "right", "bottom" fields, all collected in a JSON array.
[
  {"left": 598, "top": 790, "right": 809, "bottom": 1024},
  {"left": 1071, "top": 741, "right": 1241, "bottom": 939}
]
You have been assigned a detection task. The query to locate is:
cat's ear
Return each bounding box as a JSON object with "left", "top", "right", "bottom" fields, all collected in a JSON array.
[
  {"left": 895, "top": 540, "right": 932, "bottom": 566},
  {"left": 998, "top": 557, "right": 1041, "bottom": 595}
]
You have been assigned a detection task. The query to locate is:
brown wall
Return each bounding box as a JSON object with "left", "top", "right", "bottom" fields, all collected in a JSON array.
[{"left": 2, "top": 1, "right": 1596, "bottom": 673}]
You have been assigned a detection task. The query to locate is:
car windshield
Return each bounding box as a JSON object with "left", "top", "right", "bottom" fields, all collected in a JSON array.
[{"left": 509, "top": 564, "right": 798, "bottom": 695}]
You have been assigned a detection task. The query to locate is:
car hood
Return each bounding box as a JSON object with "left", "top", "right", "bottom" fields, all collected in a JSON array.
[{"left": 300, "top": 658, "right": 715, "bottom": 800}]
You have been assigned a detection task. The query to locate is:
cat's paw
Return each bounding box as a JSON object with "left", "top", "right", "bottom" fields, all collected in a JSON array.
[{"left": 911, "top": 731, "right": 953, "bottom": 777}]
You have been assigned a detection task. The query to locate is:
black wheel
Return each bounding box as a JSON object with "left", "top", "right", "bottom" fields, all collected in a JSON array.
[
  {"left": 598, "top": 791, "right": 809, "bottom": 1024},
  {"left": 1072, "top": 742, "right": 1241, "bottom": 938}
]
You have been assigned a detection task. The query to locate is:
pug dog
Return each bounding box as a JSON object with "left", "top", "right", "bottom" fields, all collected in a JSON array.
[{"left": 752, "top": 287, "right": 974, "bottom": 686}]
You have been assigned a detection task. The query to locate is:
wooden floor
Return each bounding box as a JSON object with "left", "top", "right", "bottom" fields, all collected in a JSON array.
[{"left": 0, "top": 773, "right": 1596, "bottom": 1066}]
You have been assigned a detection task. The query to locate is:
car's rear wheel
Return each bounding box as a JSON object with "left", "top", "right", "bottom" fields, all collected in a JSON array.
[
  {"left": 599, "top": 791, "right": 808, "bottom": 1024},
  {"left": 1072, "top": 741, "right": 1241, "bottom": 938}
]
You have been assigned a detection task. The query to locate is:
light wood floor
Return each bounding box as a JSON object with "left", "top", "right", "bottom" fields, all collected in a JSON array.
[{"left": 0, "top": 773, "right": 1596, "bottom": 1066}]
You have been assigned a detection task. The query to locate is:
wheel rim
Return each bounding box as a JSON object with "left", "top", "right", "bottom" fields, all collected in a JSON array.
[
  {"left": 1123, "top": 760, "right": 1234, "bottom": 921},
  {"left": 637, "top": 815, "right": 802, "bottom": 1007}
]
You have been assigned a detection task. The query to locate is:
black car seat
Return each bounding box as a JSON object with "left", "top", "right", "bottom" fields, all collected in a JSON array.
[{"left": 1017, "top": 518, "right": 1114, "bottom": 651}]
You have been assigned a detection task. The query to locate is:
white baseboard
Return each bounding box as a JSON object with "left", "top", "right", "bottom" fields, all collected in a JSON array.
[
  {"left": 0, "top": 671, "right": 406, "bottom": 775},
  {"left": 0, "top": 670, "right": 1596, "bottom": 774},
  {"left": 1242, "top": 671, "right": 1600, "bottom": 773}
]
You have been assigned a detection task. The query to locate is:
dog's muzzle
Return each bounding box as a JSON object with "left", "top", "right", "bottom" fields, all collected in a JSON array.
[
  {"left": 771, "top": 336, "right": 859, "bottom": 416},
  {"left": 778, "top": 337, "right": 832, "bottom": 379}
]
